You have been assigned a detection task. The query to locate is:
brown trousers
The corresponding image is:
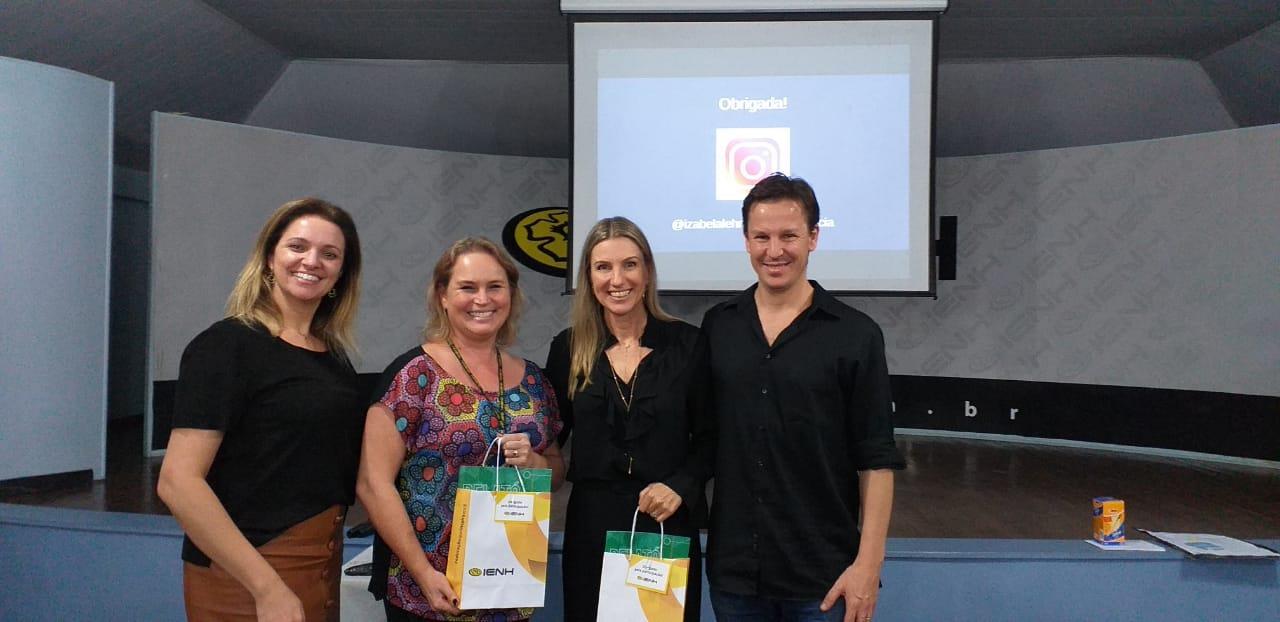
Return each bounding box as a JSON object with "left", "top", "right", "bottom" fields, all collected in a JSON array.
[{"left": 184, "top": 505, "right": 345, "bottom": 621}]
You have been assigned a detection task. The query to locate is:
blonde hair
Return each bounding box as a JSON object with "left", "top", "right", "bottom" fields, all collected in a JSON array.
[
  {"left": 423, "top": 237, "right": 525, "bottom": 346},
  {"left": 225, "top": 198, "right": 363, "bottom": 358},
  {"left": 567, "top": 217, "right": 673, "bottom": 398}
]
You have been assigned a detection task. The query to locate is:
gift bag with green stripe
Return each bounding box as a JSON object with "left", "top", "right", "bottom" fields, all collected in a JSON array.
[
  {"left": 445, "top": 439, "right": 553, "bottom": 610},
  {"left": 596, "top": 510, "right": 691, "bottom": 622}
]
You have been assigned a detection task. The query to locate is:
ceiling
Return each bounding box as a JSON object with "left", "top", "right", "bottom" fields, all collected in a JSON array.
[
  {"left": 200, "top": 0, "right": 1280, "bottom": 62},
  {"left": 2, "top": 1, "right": 1278, "bottom": 170}
]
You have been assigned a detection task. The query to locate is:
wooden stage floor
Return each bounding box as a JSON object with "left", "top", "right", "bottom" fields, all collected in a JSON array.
[{"left": 3, "top": 417, "right": 1277, "bottom": 540}]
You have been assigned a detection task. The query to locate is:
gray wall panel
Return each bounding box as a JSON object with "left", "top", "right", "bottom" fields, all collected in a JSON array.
[{"left": 0, "top": 58, "right": 112, "bottom": 479}]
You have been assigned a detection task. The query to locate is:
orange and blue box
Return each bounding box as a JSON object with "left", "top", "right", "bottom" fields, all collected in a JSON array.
[{"left": 1092, "top": 497, "right": 1125, "bottom": 545}]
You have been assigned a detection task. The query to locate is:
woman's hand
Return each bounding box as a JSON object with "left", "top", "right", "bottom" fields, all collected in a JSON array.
[
  {"left": 496, "top": 433, "right": 566, "bottom": 489},
  {"left": 638, "top": 483, "right": 683, "bottom": 523},
  {"left": 499, "top": 432, "right": 540, "bottom": 468},
  {"left": 160, "top": 428, "right": 297, "bottom": 620},
  {"left": 253, "top": 580, "right": 305, "bottom": 622},
  {"left": 411, "top": 565, "right": 462, "bottom": 616}
]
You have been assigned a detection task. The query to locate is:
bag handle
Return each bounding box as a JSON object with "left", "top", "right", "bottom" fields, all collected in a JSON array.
[
  {"left": 628, "top": 507, "right": 665, "bottom": 559},
  {"left": 480, "top": 436, "right": 527, "bottom": 492}
]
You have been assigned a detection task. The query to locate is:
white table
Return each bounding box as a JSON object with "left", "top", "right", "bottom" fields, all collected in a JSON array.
[{"left": 340, "top": 545, "right": 382, "bottom": 621}]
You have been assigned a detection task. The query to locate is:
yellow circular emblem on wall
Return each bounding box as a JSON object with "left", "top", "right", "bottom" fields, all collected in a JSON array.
[{"left": 502, "top": 207, "right": 569, "bottom": 277}]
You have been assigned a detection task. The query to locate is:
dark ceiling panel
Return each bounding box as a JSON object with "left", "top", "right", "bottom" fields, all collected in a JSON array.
[
  {"left": 1201, "top": 22, "right": 1280, "bottom": 127},
  {"left": 201, "top": 0, "right": 569, "bottom": 62},
  {"left": 940, "top": 1, "right": 1280, "bottom": 59},
  {"left": 196, "top": 0, "right": 1280, "bottom": 63}
]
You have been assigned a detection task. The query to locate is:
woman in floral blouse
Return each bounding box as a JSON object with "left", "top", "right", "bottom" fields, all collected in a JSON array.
[{"left": 357, "top": 237, "right": 564, "bottom": 621}]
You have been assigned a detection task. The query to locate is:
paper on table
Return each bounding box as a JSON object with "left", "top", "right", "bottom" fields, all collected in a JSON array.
[
  {"left": 1085, "top": 539, "right": 1165, "bottom": 552},
  {"left": 1139, "top": 530, "right": 1280, "bottom": 558}
]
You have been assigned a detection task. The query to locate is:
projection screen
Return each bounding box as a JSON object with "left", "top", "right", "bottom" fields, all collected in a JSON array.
[{"left": 571, "top": 17, "right": 938, "bottom": 293}]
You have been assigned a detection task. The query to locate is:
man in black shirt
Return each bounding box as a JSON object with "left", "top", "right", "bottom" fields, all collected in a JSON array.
[{"left": 702, "top": 174, "right": 905, "bottom": 622}]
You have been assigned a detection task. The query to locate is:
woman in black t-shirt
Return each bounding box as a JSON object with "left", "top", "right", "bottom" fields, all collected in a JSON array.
[
  {"left": 158, "top": 198, "right": 364, "bottom": 622},
  {"left": 544, "top": 217, "right": 715, "bottom": 622}
]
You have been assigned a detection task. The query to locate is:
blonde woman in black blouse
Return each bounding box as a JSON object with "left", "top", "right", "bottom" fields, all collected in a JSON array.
[
  {"left": 158, "top": 198, "right": 364, "bottom": 622},
  {"left": 544, "top": 216, "right": 715, "bottom": 622}
]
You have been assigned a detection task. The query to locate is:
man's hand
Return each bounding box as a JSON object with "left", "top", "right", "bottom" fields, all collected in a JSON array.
[{"left": 821, "top": 561, "right": 880, "bottom": 622}]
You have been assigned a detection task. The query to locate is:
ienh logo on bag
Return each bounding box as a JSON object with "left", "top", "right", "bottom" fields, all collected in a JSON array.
[{"left": 468, "top": 567, "right": 516, "bottom": 577}]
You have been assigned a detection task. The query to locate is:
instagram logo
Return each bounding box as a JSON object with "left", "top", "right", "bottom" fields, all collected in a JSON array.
[
  {"left": 716, "top": 128, "right": 790, "bottom": 201},
  {"left": 726, "top": 138, "right": 779, "bottom": 186}
]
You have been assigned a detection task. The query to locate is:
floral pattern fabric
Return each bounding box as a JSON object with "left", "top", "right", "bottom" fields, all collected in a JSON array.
[{"left": 380, "top": 351, "right": 561, "bottom": 621}]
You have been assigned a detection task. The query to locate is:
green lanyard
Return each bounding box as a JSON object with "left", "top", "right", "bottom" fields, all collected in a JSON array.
[{"left": 446, "top": 337, "right": 507, "bottom": 430}]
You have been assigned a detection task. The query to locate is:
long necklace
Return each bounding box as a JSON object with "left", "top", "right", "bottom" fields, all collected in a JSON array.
[
  {"left": 606, "top": 349, "right": 638, "bottom": 412},
  {"left": 607, "top": 347, "right": 639, "bottom": 475},
  {"left": 447, "top": 337, "right": 507, "bottom": 430}
]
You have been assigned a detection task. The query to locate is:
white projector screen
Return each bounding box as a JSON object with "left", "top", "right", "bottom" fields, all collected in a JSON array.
[{"left": 572, "top": 17, "right": 937, "bottom": 293}]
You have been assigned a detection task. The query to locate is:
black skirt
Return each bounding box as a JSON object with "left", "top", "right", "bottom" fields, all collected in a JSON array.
[{"left": 561, "top": 480, "right": 702, "bottom": 622}]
